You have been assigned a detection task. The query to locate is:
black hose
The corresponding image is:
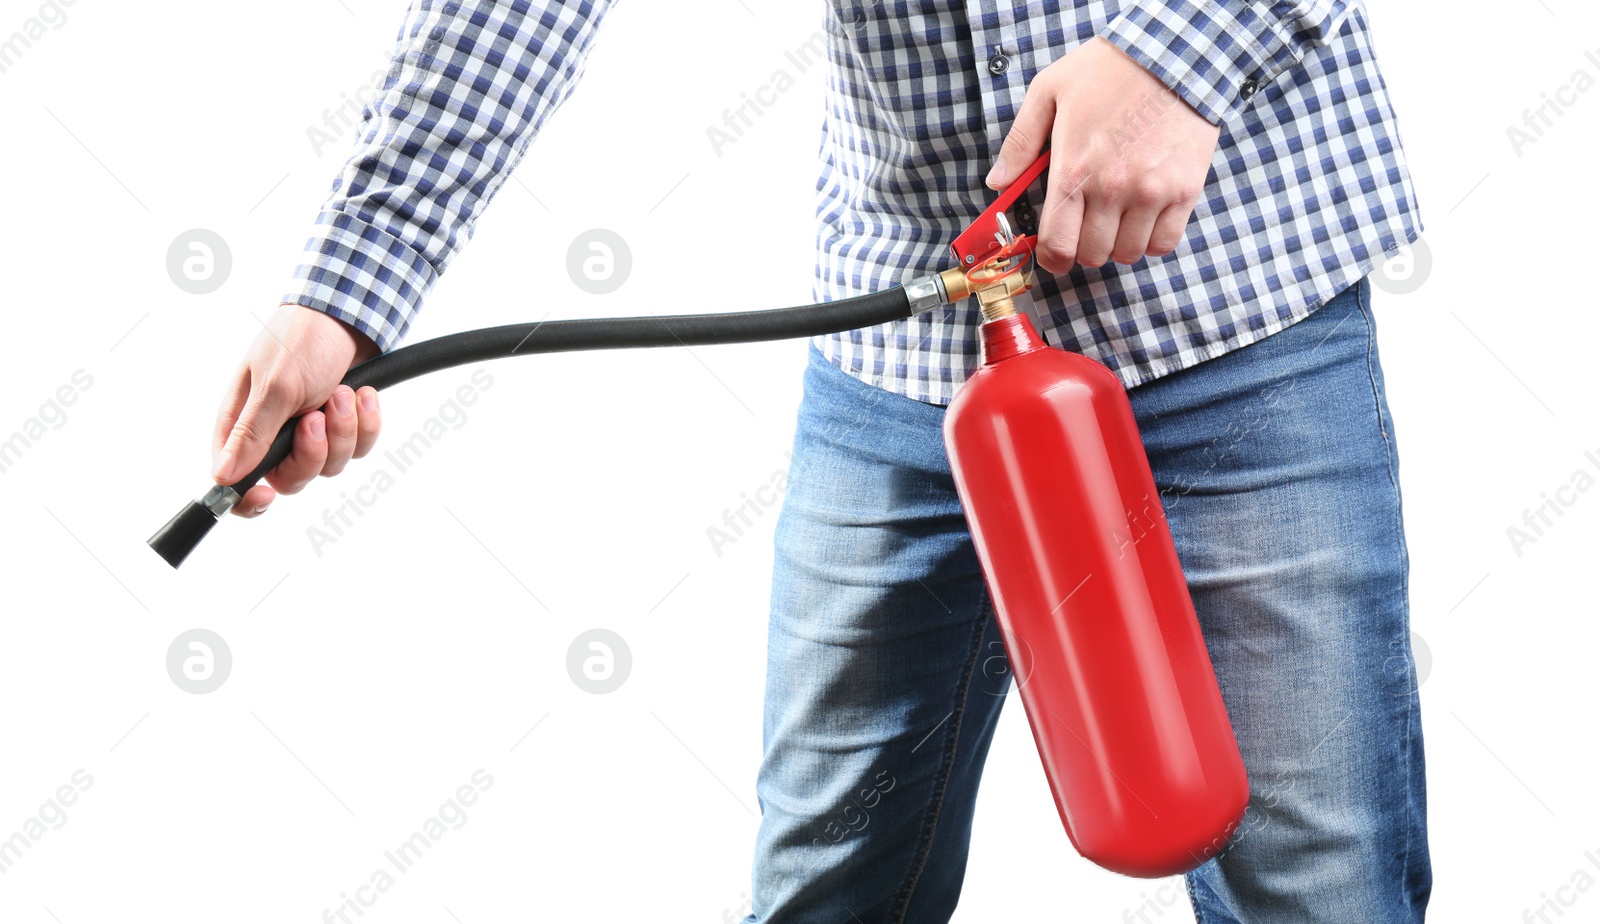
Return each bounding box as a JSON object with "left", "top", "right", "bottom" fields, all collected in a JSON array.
[{"left": 149, "top": 286, "right": 916, "bottom": 567}]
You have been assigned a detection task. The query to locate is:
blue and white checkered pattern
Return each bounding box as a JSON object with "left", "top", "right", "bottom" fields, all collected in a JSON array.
[
  {"left": 284, "top": 0, "right": 616, "bottom": 348},
  {"left": 285, "top": 0, "right": 1420, "bottom": 405}
]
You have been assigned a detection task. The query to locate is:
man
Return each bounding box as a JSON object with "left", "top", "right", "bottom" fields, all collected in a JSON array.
[{"left": 210, "top": 2, "right": 1431, "bottom": 920}]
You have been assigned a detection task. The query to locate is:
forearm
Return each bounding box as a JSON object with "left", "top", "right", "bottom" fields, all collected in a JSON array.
[{"left": 283, "top": 0, "right": 618, "bottom": 351}]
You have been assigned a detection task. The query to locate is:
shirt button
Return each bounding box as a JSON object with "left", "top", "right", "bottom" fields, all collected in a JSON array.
[
  {"left": 1241, "top": 77, "right": 1259, "bottom": 99},
  {"left": 988, "top": 48, "right": 1009, "bottom": 75}
]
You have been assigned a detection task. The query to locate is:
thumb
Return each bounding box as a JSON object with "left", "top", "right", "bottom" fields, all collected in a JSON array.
[
  {"left": 213, "top": 372, "right": 297, "bottom": 485},
  {"left": 987, "top": 87, "right": 1056, "bottom": 190}
]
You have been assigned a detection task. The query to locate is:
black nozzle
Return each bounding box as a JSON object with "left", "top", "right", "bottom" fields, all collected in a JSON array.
[
  {"left": 151, "top": 421, "right": 295, "bottom": 569},
  {"left": 148, "top": 501, "right": 221, "bottom": 569}
]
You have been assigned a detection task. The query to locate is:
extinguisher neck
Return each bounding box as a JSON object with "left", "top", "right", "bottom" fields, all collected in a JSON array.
[{"left": 980, "top": 313, "right": 1046, "bottom": 364}]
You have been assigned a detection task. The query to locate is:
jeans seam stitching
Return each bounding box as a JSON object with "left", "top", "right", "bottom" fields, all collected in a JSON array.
[
  {"left": 1359, "top": 281, "right": 1396, "bottom": 460},
  {"left": 887, "top": 588, "right": 993, "bottom": 923},
  {"left": 1184, "top": 870, "right": 1207, "bottom": 923},
  {"left": 1359, "top": 278, "right": 1421, "bottom": 912}
]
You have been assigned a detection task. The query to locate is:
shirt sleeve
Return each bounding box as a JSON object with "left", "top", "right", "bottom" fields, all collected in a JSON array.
[
  {"left": 282, "top": 0, "right": 617, "bottom": 352},
  {"left": 1101, "top": 0, "right": 1355, "bottom": 125}
]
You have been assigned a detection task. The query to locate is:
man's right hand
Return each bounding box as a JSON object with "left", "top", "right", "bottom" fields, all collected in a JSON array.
[{"left": 212, "top": 304, "right": 384, "bottom": 518}]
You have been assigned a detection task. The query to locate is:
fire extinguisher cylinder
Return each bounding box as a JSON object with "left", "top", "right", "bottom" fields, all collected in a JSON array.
[{"left": 943, "top": 288, "right": 1249, "bottom": 878}]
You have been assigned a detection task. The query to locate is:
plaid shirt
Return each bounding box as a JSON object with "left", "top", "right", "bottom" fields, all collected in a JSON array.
[{"left": 286, "top": 0, "right": 1420, "bottom": 405}]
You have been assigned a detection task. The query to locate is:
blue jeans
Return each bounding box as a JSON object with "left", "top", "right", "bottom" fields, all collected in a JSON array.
[{"left": 744, "top": 279, "right": 1431, "bottom": 923}]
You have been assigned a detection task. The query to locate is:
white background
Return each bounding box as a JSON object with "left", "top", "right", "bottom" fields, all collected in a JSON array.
[{"left": 0, "top": 0, "right": 1595, "bottom": 921}]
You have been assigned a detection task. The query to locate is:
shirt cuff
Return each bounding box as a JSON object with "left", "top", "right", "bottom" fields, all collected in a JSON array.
[
  {"left": 280, "top": 210, "right": 436, "bottom": 353},
  {"left": 1101, "top": 0, "right": 1300, "bottom": 125}
]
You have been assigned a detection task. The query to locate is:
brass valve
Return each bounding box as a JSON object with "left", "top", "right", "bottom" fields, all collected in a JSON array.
[{"left": 939, "top": 264, "right": 1031, "bottom": 322}]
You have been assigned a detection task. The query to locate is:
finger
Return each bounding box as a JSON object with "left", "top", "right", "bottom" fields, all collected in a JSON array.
[
  {"left": 988, "top": 81, "right": 1057, "bottom": 190},
  {"left": 1110, "top": 203, "right": 1161, "bottom": 265},
  {"left": 212, "top": 365, "right": 252, "bottom": 473},
  {"left": 231, "top": 483, "right": 278, "bottom": 519},
  {"left": 264, "top": 411, "right": 328, "bottom": 496},
  {"left": 1035, "top": 117, "right": 1090, "bottom": 274},
  {"left": 321, "top": 385, "right": 359, "bottom": 476},
  {"left": 215, "top": 371, "right": 299, "bottom": 485},
  {"left": 352, "top": 386, "right": 382, "bottom": 460},
  {"left": 1035, "top": 179, "right": 1085, "bottom": 275},
  {"left": 1074, "top": 192, "right": 1123, "bottom": 269},
  {"left": 1147, "top": 200, "right": 1195, "bottom": 256}
]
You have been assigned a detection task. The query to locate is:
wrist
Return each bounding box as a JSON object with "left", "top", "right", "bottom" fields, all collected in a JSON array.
[{"left": 282, "top": 302, "right": 382, "bottom": 363}]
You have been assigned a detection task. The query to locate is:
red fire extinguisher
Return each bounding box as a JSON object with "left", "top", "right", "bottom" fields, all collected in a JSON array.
[{"left": 942, "top": 152, "right": 1249, "bottom": 878}]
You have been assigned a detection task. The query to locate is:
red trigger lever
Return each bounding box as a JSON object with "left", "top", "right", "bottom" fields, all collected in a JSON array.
[{"left": 949, "top": 150, "right": 1051, "bottom": 277}]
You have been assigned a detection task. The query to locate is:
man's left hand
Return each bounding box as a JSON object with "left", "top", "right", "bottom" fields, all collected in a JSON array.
[{"left": 987, "top": 37, "right": 1222, "bottom": 273}]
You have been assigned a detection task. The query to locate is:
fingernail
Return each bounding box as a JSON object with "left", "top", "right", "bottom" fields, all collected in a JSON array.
[
  {"left": 358, "top": 389, "right": 376, "bottom": 414},
  {"left": 213, "top": 449, "right": 233, "bottom": 481},
  {"left": 985, "top": 157, "right": 1008, "bottom": 188},
  {"left": 331, "top": 389, "right": 352, "bottom": 415},
  {"left": 310, "top": 415, "right": 326, "bottom": 440},
  {"left": 253, "top": 505, "right": 269, "bottom": 516}
]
